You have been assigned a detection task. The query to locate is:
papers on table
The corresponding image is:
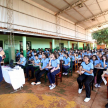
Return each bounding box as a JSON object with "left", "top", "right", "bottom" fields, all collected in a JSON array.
[{"left": 76, "top": 71, "right": 85, "bottom": 74}]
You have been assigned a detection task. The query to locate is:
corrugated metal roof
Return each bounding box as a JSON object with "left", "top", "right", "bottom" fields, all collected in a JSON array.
[{"left": 32, "top": 0, "right": 108, "bottom": 31}]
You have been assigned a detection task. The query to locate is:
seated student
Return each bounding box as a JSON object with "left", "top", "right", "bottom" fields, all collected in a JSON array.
[
  {"left": 62, "top": 53, "right": 70, "bottom": 75},
  {"left": 26, "top": 54, "right": 40, "bottom": 80},
  {"left": 26, "top": 49, "right": 30, "bottom": 58},
  {"left": 47, "top": 53, "right": 60, "bottom": 90},
  {"left": 95, "top": 55, "right": 108, "bottom": 88},
  {"left": 78, "top": 52, "right": 82, "bottom": 58},
  {"left": 96, "top": 51, "right": 100, "bottom": 59},
  {"left": 56, "top": 53, "right": 60, "bottom": 61},
  {"left": 69, "top": 52, "right": 73, "bottom": 59},
  {"left": 77, "top": 55, "right": 94, "bottom": 102},
  {"left": 17, "top": 53, "right": 26, "bottom": 68},
  {"left": 38, "top": 52, "right": 42, "bottom": 60},
  {"left": 59, "top": 51, "right": 64, "bottom": 60},
  {"left": 30, "top": 52, "right": 36, "bottom": 61},
  {"left": 90, "top": 55, "right": 99, "bottom": 77},
  {"left": 87, "top": 50, "right": 91, "bottom": 58},
  {"left": 16, "top": 50, "right": 20, "bottom": 62},
  {"left": 84, "top": 50, "right": 87, "bottom": 56},
  {"left": 48, "top": 53, "right": 53, "bottom": 61},
  {"left": 75, "top": 53, "right": 79, "bottom": 59},
  {"left": 98, "top": 52, "right": 102, "bottom": 62},
  {"left": 27, "top": 53, "right": 32, "bottom": 64},
  {"left": 82, "top": 50, "right": 85, "bottom": 58},
  {"left": 31, "top": 53, "right": 49, "bottom": 85}
]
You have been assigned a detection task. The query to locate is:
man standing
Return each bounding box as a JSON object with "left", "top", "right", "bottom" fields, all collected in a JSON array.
[{"left": 0, "top": 47, "right": 5, "bottom": 82}]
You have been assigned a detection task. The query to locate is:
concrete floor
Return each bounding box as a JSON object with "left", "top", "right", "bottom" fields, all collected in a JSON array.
[{"left": 0, "top": 72, "right": 107, "bottom": 108}]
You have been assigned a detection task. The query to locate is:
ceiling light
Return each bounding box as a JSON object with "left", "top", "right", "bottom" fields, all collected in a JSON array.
[{"left": 77, "top": 3, "right": 83, "bottom": 8}]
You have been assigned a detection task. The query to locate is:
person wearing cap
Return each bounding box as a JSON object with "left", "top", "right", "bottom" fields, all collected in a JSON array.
[{"left": 0, "top": 47, "right": 5, "bottom": 82}]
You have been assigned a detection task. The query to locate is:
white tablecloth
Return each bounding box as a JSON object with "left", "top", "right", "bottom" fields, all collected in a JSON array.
[{"left": 2, "top": 66, "right": 25, "bottom": 90}]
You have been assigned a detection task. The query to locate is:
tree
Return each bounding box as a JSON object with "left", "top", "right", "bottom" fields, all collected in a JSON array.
[{"left": 92, "top": 28, "right": 108, "bottom": 44}]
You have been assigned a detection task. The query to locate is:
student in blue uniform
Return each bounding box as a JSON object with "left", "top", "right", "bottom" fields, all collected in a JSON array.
[
  {"left": 47, "top": 53, "right": 60, "bottom": 90},
  {"left": 27, "top": 53, "right": 32, "bottom": 64},
  {"left": 17, "top": 53, "right": 26, "bottom": 68},
  {"left": 62, "top": 53, "right": 70, "bottom": 75},
  {"left": 0, "top": 48, "right": 5, "bottom": 82},
  {"left": 78, "top": 52, "right": 82, "bottom": 58},
  {"left": 31, "top": 53, "right": 49, "bottom": 85},
  {"left": 90, "top": 55, "right": 99, "bottom": 77},
  {"left": 16, "top": 50, "right": 20, "bottom": 62},
  {"left": 38, "top": 52, "right": 42, "bottom": 60},
  {"left": 27, "top": 49, "right": 30, "bottom": 58},
  {"left": 95, "top": 55, "right": 108, "bottom": 88},
  {"left": 56, "top": 53, "right": 60, "bottom": 61},
  {"left": 26, "top": 54, "right": 40, "bottom": 81},
  {"left": 60, "top": 51, "right": 64, "bottom": 60},
  {"left": 77, "top": 55, "right": 94, "bottom": 102}
]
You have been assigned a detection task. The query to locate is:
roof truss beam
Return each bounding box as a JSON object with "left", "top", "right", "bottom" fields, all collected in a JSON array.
[
  {"left": 76, "top": 10, "right": 108, "bottom": 24},
  {"left": 86, "top": 21, "right": 108, "bottom": 30},
  {"left": 55, "top": 0, "right": 89, "bottom": 16}
]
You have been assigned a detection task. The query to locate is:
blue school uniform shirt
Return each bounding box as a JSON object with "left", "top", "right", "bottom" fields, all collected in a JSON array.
[
  {"left": 60, "top": 53, "right": 64, "bottom": 57},
  {"left": 31, "top": 56, "right": 35, "bottom": 60},
  {"left": 72, "top": 56, "right": 75, "bottom": 61},
  {"left": 68, "top": 51, "right": 70, "bottom": 54},
  {"left": 27, "top": 51, "right": 30, "bottom": 55},
  {"left": 81, "top": 62, "right": 94, "bottom": 76},
  {"left": 37, "top": 50, "right": 39, "bottom": 53},
  {"left": 98, "top": 57, "right": 101, "bottom": 63},
  {"left": 41, "top": 58, "right": 49, "bottom": 70},
  {"left": 84, "top": 52, "right": 87, "bottom": 55},
  {"left": 34, "top": 59, "right": 40, "bottom": 66},
  {"left": 63, "top": 57, "right": 70, "bottom": 67},
  {"left": 16, "top": 52, "right": 20, "bottom": 57},
  {"left": 82, "top": 53, "right": 84, "bottom": 57},
  {"left": 69, "top": 55, "right": 73, "bottom": 59},
  {"left": 28, "top": 57, "right": 32, "bottom": 61},
  {"left": 101, "top": 52, "right": 104, "bottom": 55},
  {"left": 90, "top": 59, "right": 99, "bottom": 66},
  {"left": 32, "top": 52, "right": 34, "bottom": 56},
  {"left": 20, "top": 57, "right": 26, "bottom": 66},
  {"left": 78, "top": 55, "right": 81, "bottom": 58},
  {"left": 38, "top": 55, "right": 42, "bottom": 59},
  {"left": 87, "top": 53, "right": 91, "bottom": 57},
  {"left": 51, "top": 59, "right": 60, "bottom": 69},
  {"left": 100, "top": 60, "right": 108, "bottom": 69}
]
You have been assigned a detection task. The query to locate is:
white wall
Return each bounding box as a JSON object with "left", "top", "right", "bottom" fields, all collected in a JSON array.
[{"left": 0, "top": 0, "right": 93, "bottom": 42}]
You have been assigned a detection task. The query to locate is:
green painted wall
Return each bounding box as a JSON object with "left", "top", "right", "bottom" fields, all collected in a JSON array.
[
  {"left": 0, "top": 34, "right": 93, "bottom": 63},
  {"left": 79, "top": 42, "right": 83, "bottom": 49}
]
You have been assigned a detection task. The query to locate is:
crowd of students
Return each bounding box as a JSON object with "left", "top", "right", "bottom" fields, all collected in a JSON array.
[{"left": 15, "top": 47, "right": 108, "bottom": 102}]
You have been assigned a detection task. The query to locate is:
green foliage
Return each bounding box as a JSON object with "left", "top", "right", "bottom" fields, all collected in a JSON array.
[{"left": 92, "top": 28, "right": 108, "bottom": 44}]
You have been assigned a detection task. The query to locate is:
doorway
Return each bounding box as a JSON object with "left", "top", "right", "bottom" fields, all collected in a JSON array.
[
  {"left": 59, "top": 43, "right": 64, "bottom": 50},
  {"left": 50, "top": 42, "right": 52, "bottom": 49},
  {"left": 83, "top": 44, "right": 84, "bottom": 50},
  {"left": 20, "top": 41, "right": 31, "bottom": 51},
  {"left": 72, "top": 43, "right": 74, "bottom": 50}
]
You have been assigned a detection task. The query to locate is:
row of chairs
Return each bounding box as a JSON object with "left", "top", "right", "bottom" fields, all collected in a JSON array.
[{"left": 22, "top": 58, "right": 74, "bottom": 86}]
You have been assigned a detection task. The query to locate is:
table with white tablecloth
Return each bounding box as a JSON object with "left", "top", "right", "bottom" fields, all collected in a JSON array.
[{"left": 2, "top": 66, "right": 25, "bottom": 90}]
